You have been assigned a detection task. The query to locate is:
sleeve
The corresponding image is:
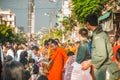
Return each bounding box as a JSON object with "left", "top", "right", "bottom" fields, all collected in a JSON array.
[{"left": 91, "top": 36, "right": 108, "bottom": 69}]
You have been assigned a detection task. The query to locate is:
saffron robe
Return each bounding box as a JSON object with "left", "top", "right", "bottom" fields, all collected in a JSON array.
[{"left": 47, "top": 47, "right": 68, "bottom": 80}]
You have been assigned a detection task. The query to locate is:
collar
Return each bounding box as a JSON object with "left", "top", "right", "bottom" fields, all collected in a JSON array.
[{"left": 93, "top": 26, "right": 103, "bottom": 35}]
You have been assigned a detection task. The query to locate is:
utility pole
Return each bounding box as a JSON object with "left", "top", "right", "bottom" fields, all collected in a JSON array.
[{"left": 28, "top": 0, "right": 35, "bottom": 40}]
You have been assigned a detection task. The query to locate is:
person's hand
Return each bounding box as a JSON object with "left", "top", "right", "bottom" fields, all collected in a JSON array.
[{"left": 81, "top": 60, "right": 91, "bottom": 70}]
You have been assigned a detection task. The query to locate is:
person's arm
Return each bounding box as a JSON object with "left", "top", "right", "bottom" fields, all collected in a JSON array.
[{"left": 81, "top": 60, "right": 91, "bottom": 70}]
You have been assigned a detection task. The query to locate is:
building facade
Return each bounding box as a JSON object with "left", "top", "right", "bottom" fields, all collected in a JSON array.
[
  {"left": 0, "top": 9, "right": 16, "bottom": 27},
  {"left": 0, "top": 9, "right": 22, "bottom": 33}
]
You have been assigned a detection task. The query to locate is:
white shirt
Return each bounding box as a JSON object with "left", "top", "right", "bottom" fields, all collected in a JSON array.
[
  {"left": 16, "top": 49, "right": 24, "bottom": 61},
  {"left": 6, "top": 49, "right": 14, "bottom": 59}
]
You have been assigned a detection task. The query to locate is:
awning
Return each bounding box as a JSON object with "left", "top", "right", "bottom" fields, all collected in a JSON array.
[{"left": 98, "top": 12, "right": 111, "bottom": 21}]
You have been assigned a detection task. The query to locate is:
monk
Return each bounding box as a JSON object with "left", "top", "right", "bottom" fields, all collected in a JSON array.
[{"left": 47, "top": 40, "right": 68, "bottom": 80}]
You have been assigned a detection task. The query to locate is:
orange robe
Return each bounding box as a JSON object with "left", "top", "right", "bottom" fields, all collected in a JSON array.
[
  {"left": 112, "top": 45, "right": 120, "bottom": 61},
  {"left": 38, "top": 47, "right": 44, "bottom": 53},
  {"left": 47, "top": 47, "right": 68, "bottom": 80}
]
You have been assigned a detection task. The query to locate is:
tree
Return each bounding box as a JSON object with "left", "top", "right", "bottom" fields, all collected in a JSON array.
[
  {"left": 0, "top": 25, "right": 15, "bottom": 43},
  {"left": 14, "top": 33, "right": 27, "bottom": 44},
  {"left": 0, "top": 25, "right": 27, "bottom": 44},
  {"left": 71, "top": 0, "right": 108, "bottom": 23},
  {"left": 61, "top": 16, "right": 77, "bottom": 31},
  {"left": 40, "top": 28, "right": 62, "bottom": 44}
]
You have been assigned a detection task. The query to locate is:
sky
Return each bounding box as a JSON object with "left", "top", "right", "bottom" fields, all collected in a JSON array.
[{"left": 0, "top": 0, "right": 62, "bottom": 32}]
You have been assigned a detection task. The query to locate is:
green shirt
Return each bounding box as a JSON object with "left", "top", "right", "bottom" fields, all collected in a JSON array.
[
  {"left": 91, "top": 27, "right": 113, "bottom": 69},
  {"left": 76, "top": 40, "right": 91, "bottom": 64}
]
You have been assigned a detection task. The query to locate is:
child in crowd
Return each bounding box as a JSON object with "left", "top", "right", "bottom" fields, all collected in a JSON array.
[
  {"left": 29, "top": 58, "right": 39, "bottom": 80},
  {"left": 64, "top": 51, "right": 75, "bottom": 80},
  {"left": 106, "top": 48, "right": 120, "bottom": 80}
]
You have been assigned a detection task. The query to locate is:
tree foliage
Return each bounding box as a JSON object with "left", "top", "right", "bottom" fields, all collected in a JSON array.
[
  {"left": 0, "top": 25, "right": 27, "bottom": 44},
  {"left": 62, "top": 16, "right": 77, "bottom": 31},
  {"left": 72, "top": 0, "right": 108, "bottom": 23},
  {"left": 14, "top": 33, "right": 27, "bottom": 44},
  {"left": 0, "top": 25, "right": 15, "bottom": 43},
  {"left": 40, "top": 29, "right": 62, "bottom": 44}
]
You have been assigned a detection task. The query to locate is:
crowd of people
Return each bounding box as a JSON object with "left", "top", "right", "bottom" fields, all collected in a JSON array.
[{"left": 0, "top": 14, "right": 120, "bottom": 80}]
